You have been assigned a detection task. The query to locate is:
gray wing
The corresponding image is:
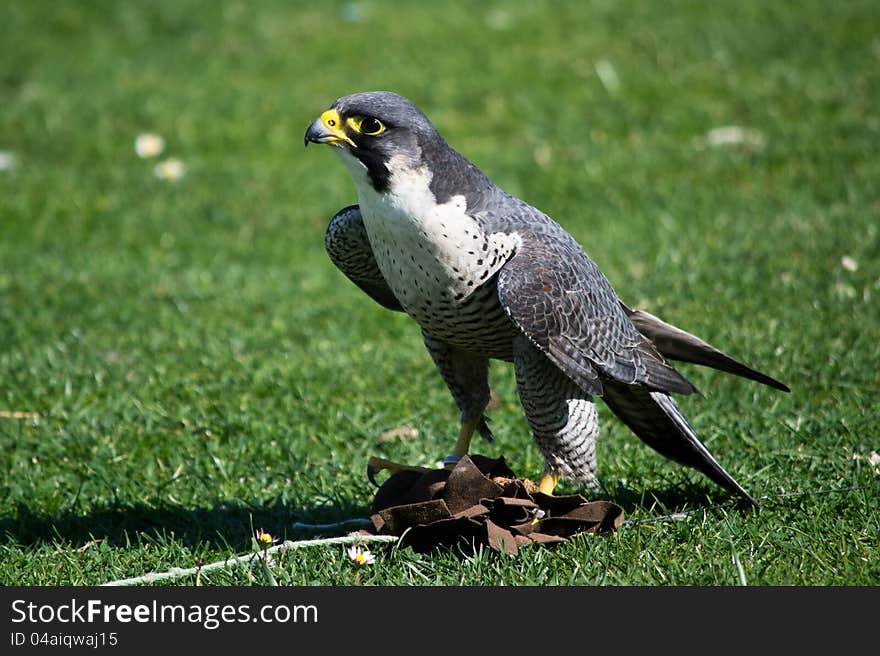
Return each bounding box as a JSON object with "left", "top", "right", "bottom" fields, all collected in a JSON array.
[
  {"left": 495, "top": 228, "right": 696, "bottom": 397},
  {"left": 324, "top": 205, "right": 403, "bottom": 312},
  {"left": 494, "top": 221, "right": 757, "bottom": 506}
]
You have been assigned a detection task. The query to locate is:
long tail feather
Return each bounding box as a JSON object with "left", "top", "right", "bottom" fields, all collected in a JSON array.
[
  {"left": 621, "top": 303, "right": 790, "bottom": 393},
  {"left": 601, "top": 379, "right": 759, "bottom": 507}
]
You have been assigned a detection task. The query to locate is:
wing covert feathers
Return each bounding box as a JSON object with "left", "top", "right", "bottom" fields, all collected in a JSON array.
[{"left": 497, "top": 249, "right": 696, "bottom": 397}]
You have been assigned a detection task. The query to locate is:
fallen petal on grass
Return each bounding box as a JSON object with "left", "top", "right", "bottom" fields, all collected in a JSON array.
[
  {"left": 699, "top": 125, "right": 766, "bottom": 149},
  {"left": 379, "top": 425, "right": 419, "bottom": 442},
  {"left": 594, "top": 59, "right": 621, "bottom": 93},
  {"left": 0, "top": 411, "right": 39, "bottom": 420},
  {"left": 0, "top": 150, "right": 16, "bottom": 171},
  {"left": 485, "top": 9, "right": 513, "bottom": 31}
]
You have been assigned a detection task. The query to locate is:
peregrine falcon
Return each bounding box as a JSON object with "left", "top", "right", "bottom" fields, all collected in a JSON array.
[{"left": 304, "top": 91, "right": 789, "bottom": 507}]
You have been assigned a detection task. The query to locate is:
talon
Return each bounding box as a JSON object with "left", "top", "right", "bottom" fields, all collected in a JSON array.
[
  {"left": 366, "top": 458, "right": 381, "bottom": 487},
  {"left": 538, "top": 471, "right": 561, "bottom": 495},
  {"left": 366, "top": 456, "right": 431, "bottom": 487},
  {"left": 367, "top": 416, "right": 481, "bottom": 484}
]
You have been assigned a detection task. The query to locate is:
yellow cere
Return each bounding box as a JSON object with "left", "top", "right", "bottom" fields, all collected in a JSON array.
[
  {"left": 319, "top": 109, "right": 356, "bottom": 147},
  {"left": 321, "top": 108, "right": 343, "bottom": 130}
]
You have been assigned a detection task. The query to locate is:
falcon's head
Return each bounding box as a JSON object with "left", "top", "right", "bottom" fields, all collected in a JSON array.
[{"left": 304, "top": 91, "right": 454, "bottom": 194}]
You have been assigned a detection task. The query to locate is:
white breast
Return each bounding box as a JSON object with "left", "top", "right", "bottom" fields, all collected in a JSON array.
[{"left": 336, "top": 150, "right": 519, "bottom": 314}]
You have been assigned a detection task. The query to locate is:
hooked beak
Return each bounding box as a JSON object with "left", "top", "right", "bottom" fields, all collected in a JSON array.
[{"left": 304, "top": 108, "right": 356, "bottom": 148}]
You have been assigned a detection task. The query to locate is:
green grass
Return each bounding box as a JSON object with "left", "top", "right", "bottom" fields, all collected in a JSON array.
[{"left": 1, "top": 0, "right": 878, "bottom": 586}]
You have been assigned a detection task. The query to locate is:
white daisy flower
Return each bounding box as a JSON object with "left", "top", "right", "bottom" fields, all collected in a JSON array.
[
  {"left": 154, "top": 158, "right": 185, "bottom": 181},
  {"left": 347, "top": 545, "right": 376, "bottom": 566},
  {"left": 135, "top": 133, "right": 165, "bottom": 158},
  {"left": 841, "top": 255, "right": 858, "bottom": 272}
]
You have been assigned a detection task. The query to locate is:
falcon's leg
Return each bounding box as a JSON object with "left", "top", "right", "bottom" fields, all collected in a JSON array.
[
  {"left": 513, "top": 335, "right": 600, "bottom": 494},
  {"left": 365, "top": 335, "right": 493, "bottom": 485},
  {"left": 423, "top": 332, "right": 493, "bottom": 467}
]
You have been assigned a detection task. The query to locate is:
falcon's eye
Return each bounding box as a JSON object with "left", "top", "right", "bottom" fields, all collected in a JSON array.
[
  {"left": 349, "top": 116, "right": 386, "bottom": 136},
  {"left": 360, "top": 117, "right": 384, "bottom": 135}
]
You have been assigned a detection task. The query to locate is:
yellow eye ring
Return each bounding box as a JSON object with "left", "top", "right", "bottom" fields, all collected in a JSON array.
[{"left": 348, "top": 116, "right": 385, "bottom": 136}]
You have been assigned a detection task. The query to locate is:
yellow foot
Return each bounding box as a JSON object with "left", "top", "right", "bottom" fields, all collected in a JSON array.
[
  {"left": 366, "top": 456, "right": 432, "bottom": 487},
  {"left": 538, "top": 472, "right": 561, "bottom": 495},
  {"left": 368, "top": 416, "right": 482, "bottom": 484}
]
